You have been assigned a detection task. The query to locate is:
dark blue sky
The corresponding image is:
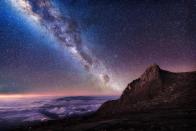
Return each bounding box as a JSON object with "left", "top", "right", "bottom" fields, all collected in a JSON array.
[{"left": 0, "top": 0, "right": 195, "bottom": 95}]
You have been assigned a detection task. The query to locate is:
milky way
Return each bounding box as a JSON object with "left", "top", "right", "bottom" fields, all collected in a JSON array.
[{"left": 9, "top": 0, "right": 121, "bottom": 91}]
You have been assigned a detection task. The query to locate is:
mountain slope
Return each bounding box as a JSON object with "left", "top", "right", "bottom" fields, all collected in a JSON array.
[{"left": 96, "top": 64, "right": 196, "bottom": 117}]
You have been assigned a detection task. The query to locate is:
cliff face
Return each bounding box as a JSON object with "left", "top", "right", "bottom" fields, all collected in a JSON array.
[{"left": 96, "top": 64, "right": 196, "bottom": 117}]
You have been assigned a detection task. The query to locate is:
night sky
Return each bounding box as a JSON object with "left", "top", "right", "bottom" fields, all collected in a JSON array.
[{"left": 0, "top": 0, "right": 195, "bottom": 96}]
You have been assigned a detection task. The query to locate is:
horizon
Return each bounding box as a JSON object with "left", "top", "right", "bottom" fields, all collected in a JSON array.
[{"left": 0, "top": 93, "right": 119, "bottom": 100}]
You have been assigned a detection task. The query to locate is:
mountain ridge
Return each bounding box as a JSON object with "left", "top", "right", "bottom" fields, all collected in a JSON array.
[{"left": 96, "top": 64, "right": 196, "bottom": 117}]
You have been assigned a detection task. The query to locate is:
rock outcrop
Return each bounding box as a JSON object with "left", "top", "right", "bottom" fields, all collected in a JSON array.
[{"left": 96, "top": 64, "right": 196, "bottom": 117}]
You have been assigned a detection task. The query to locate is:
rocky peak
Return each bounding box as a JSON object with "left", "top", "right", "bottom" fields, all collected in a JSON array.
[
  {"left": 140, "top": 64, "right": 161, "bottom": 82},
  {"left": 96, "top": 64, "right": 196, "bottom": 117},
  {"left": 119, "top": 64, "right": 163, "bottom": 105}
]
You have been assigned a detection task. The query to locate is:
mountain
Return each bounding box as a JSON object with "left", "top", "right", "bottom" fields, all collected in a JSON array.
[
  {"left": 10, "top": 64, "right": 196, "bottom": 131},
  {"left": 96, "top": 64, "right": 196, "bottom": 117}
]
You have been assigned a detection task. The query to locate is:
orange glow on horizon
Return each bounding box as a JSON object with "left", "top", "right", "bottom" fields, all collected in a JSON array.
[
  {"left": 0, "top": 94, "right": 56, "bottom": 100},
  {"left": 0, "top": 91, "right": 120, "bottom": 100}
]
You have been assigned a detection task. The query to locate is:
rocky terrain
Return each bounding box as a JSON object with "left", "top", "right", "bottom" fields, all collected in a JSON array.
[
  {"left": 10, "top": 64, "right": 196, "bottom": 131},
  {"left": 96, "top": 64, "right": 196, "bottom": 117}
]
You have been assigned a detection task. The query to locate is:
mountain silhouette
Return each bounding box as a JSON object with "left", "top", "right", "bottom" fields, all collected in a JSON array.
[{"left": 96, "top": 64, "right": 196, "bottom": 117}]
